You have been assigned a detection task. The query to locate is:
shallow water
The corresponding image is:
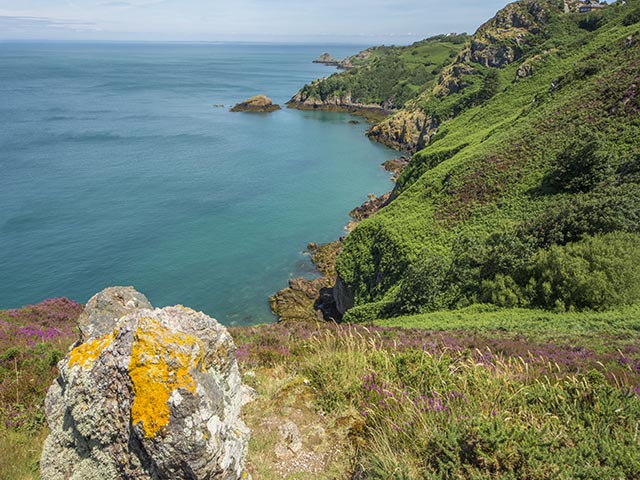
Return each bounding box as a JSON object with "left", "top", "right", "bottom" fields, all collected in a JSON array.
[{"left": 0, "top": 42, "right": 396, "bottom": 325}]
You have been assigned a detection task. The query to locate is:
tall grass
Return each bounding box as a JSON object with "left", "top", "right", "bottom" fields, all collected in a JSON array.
[{"left": 293, "top": 326, "right": 640, "bottom": 479}]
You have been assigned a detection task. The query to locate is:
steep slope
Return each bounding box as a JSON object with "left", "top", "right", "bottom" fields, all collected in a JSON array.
[
  {"left": 369, "top": 0, "right": 568, "bottom": 152},
  {"left": 287, "top": 35, "right": 468, "bottom": 118},
  {"left": 334, "top": 0, "right": 640, "bottom": 321}
]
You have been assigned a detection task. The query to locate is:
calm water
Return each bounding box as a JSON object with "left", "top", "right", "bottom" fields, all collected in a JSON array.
[{"left": 0, "top": 42, "right": 396, "bottom": 325}]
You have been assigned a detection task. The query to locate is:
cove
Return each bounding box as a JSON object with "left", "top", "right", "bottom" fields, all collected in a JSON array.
[{"left": 0, "top": 42, "right": 397, "bottom": 325}]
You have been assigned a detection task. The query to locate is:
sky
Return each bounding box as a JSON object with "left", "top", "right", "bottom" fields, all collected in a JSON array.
[{"left": 0, "top": 0, "right": 512, "bottom": 44}]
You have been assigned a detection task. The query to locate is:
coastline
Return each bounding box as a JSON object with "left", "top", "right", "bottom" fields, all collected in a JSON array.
[
  {"left": 285, "top": 100, "right": 393, "bottom": 123},
  {"left": 269, "top": 143, "right": 408, "bottom": 323}
]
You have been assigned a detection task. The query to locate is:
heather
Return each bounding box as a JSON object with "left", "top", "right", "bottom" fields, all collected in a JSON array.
[
  {"left": 231, "top": 315, "right": 640, "bottom": 478},
  {"left": 0, "top": 298, "right": 81, "bottom": 478}
]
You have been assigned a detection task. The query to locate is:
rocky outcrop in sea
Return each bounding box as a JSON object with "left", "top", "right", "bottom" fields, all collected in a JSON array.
[
  {"left": 231, "top": 94, "right": 281, "bottom": 113},
  {"left": 40, "top": 287, "right": 251, "bottom": 480}
]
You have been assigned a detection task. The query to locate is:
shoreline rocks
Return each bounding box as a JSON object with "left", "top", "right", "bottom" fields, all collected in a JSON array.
[
  {"left": 231, "top": 94, "right": 281, "bottom": 113},
  {"left": 269, "top": 242, "right": 343, "bottom": 323},
  {"left": 41, "top": 287, "right": 251, "bottom": 480},
  {"left": 312, "top": 53, "right": 340, "bottom": 66}
]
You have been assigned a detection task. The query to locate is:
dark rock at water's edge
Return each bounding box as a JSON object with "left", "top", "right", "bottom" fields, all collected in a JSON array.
[
  {"left": 312, "top": 52, "right": 340, "bottom": 66},
  {"left": 382, "top": 156, "right": 411, "bottom": 182},
  {"left": 231, "top": 94, "right": 281, "bottom": 113},
  {"left": 41, "top": 287, "right": 253, "bottom": 480},
  {"left": 270, "top": 242, "right": 343, "bottom": 323}
]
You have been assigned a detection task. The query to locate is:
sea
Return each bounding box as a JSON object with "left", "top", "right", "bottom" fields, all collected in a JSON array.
[{"left": 0, "top": 42, "right": 396, "bottom": 326}]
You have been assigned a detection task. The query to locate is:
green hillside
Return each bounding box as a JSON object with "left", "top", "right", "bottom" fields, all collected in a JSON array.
[
  {"left": 335, "top": 0, "right": 640, "bottom": 322},
  {"left": 289, "top": 34, "right": 469, "bottom": 110}
]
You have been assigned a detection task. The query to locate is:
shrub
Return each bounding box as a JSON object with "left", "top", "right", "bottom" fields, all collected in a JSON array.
[
  {"left": 525, "top": 184, "right": 640, "bottom": 247},
  {"left": 525, "top": 232, "right": 640, "bottom": 311},
  {"left": 395, "top": 253, "right": 458, "bottom": 314},
  {"left": 622, "top": 8, "right": 640, "bottom": 26},
  {"left": 552, "top": 140, "right": 615, "bottom": 193},
  {"left": 578, "top": 13, "right": 605, "bottom": 31}
]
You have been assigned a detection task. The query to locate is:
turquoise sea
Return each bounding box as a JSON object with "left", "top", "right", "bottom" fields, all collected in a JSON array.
[{"left": 0, "top": 42, "right": 396, "bottom": 325}]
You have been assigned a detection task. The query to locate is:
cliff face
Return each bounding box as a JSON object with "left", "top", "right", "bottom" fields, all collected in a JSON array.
[
  {"left": 287, "top": 86, "right": 388, "bottom": 112},
  {"left": 367, "top": 108, "right": 434, "bottom": 153},
  {"left": 366, "top": 0, "right": 563, "bottom": 153}
]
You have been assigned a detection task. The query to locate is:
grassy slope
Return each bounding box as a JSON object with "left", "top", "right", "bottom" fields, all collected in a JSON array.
[
  {"left": 292, "top": 35, "right": 468, "bottom": 109},
  {"left": 337, "top": 0, "right": 640, "bottom": 313}
]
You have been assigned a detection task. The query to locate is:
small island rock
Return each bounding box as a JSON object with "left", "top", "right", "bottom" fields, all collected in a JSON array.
[{"left": 230, "top": 94, "right": 281, "bottom": 113}]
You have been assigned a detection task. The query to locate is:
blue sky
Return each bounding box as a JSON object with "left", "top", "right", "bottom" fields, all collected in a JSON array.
[{"left": 0, "top": 0, "right": 512, "bottom": 44}]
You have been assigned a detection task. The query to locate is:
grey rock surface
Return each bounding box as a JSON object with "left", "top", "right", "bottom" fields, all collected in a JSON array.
[
  {"left": 77, "top": 286, "right": 152, "bottom": 342},
  {"left": 41, "top": 288, "right": 250, "bottom": 480}
]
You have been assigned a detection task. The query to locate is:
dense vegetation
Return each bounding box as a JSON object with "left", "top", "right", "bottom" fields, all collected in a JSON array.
[
  {"left": 337, "top": 0, "right": 640, "bottom": 322},
  {"left": 296, "top": 34, "right": 468, "bottom": 109},
  {"left": 231, "top": 309, "right": 640, "bottom": 478}
]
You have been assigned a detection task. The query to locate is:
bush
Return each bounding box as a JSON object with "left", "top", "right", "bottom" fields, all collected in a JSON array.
[
  {"left": 552, "top": 140, "right": 615, "bottom": 193},
  {"left": 343, "top": 301, "right": 395, "bottom": 323},
  {"left": 396, "top": 253, "right": 458, "bottom": 314},
  {"left": 525, "top": 232, "right": 640, "bottom": 311},
  {"left": 525, "top": 184, "right": 640, "bottom": 247},
  {"left": 578, "top": 13, "right": 605, "bottom": 31},
  {"left": 622, "top": 8, "right": 640, "bottom": 26}
]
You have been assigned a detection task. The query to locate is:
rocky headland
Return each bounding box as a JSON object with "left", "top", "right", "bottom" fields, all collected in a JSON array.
[
  {"left": 312, "top": 52, "right": 340, "bottom": 66},
  {"left": 230, "top": 94, "right": 281, "bottom": 113},
  {"left": 286, "top": 86, "right": 393, "bottom": 122}
]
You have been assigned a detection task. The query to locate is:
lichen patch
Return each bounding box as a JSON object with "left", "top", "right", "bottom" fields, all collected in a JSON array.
[
  {"left": 129, "top": 317, "right": 203, "bottom": 438},
  {"left": 68, "top": 331, "right": 117, "bottom": 369}
]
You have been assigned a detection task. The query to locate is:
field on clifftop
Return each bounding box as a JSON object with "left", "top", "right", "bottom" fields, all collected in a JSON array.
[{"left": 2, "top": 300, "right": 639, "bottom": 478}]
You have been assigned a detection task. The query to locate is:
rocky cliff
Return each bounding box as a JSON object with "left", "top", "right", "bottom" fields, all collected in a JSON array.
[
  {"left": 367, "top": 0, "right": 563, "bottom": 152},
  {"left": 41, "top": 287, "right": 251, "bottom": 480}
]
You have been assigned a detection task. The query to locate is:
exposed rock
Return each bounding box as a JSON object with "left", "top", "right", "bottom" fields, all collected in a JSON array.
[
  {"left": 337, "top": 47, "right": 378, "bottom": 70},
  {"left": 287, "top": 86, "right": 392, "bottom": 122},
  {"left": 270, "top": 241, "right": 343, "bottom": 322},
  {"left": 368, "top": 108, "right": 435, "bottom": 153},
  {"left": 457, "top": 0, "right": 556, "bottom": 68},
  {"left": 275, "top": 421, "right": 303, "bottom": 459},
  {"left": 231, "top": 94, "right": 281, "bottom": 113},
  {"left": 350, "top": 192, "right": 392, "bottom": 221},
  {"left": 432, "top": 64, "right": 475, "bottom": 98},
  {"left": 382, "top": 156, "right": 411, "bottom": 181},
  {"left": 333, "top": 276, "right": 355, "bottom": 316},
  {"left": 77, "top": 286, "right": 152, "bottom": 343},
  {"left": 41, "top": 288, "right": 251, "bottom": 480},
  {"left": 312, "top": 53, "right": 340, "bottom": 66},
  {"left": 516, "top": 63, "right": 535, "bottom": 79}
]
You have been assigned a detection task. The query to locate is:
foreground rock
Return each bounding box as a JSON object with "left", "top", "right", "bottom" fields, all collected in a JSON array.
[
  {"left": 230, "top": 94, "right": 281, "bottom": 113},
  {"left": 41, "top": 287, "right": 251, "bottom": 480}
]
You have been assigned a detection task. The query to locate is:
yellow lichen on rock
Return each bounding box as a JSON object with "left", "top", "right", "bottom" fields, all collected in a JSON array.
[
  {"left": 129, "top": 317, "right": 204, "bottom": 438},
  {"left": 68, "top": 331, "right": 117, "bottom": 369}
]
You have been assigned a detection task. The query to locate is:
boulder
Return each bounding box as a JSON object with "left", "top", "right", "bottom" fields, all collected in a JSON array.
[
  {"left": 230, "top": 94, "right": 280, "bottom": 113},
  {"left": 40, "top": 287, "right": 251, "bottom": 480}
]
